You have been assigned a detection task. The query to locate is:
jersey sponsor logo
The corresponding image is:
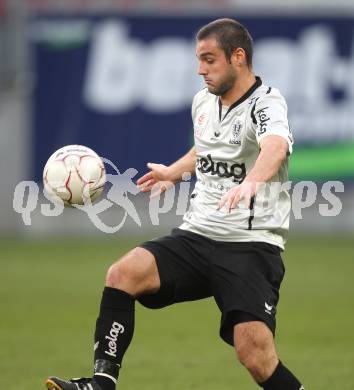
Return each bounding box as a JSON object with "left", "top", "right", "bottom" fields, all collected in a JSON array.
[
  {"left": 198, "top": 179, "right": 232, "bottom": 192},
  {"left": 229, "top": 120, "right": 242, "bottom": 145},
  {"left": 196, "top": 154, "right": 246, "bottom": 183},
  {"left": 256, "top": 107, "right": 270, "bottom": 136},
  {"left": 105, "top": 321, "right": 125, "bottom": 358}
]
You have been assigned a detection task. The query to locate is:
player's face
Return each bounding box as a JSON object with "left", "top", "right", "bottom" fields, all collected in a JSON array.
[{"left": 196, "top": 37, "right": 237, "bottom": 97}]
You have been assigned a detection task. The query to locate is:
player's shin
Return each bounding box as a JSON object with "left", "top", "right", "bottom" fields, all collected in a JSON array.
[{"left": 93, "top": 287, "right": 135, "bottom": 389}]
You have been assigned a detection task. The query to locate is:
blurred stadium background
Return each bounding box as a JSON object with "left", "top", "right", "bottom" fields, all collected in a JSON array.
[{"left": 1, "top": 0, "right": 353, "bottom": 389}]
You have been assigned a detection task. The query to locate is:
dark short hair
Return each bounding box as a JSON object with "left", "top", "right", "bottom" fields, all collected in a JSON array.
[{"left": 196, "top": 18, "right": 253, "bottom": 67}]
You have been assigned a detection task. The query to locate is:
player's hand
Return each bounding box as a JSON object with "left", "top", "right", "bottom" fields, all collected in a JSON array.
[
  {"left": 217, "top": 181, "right": 260, "bottom": 212},
  {"left": 137, "top": 163, "right": 175, "bottom": 197}
]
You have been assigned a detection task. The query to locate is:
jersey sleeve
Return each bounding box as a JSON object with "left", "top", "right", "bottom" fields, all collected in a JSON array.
[{"left": 254, "top": 89, "right": 294, "bottom": 154}]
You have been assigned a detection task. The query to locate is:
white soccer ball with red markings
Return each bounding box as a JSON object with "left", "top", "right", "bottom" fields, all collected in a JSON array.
[{"left": 43, "top": 145, "right": 106, "bottom": 206}]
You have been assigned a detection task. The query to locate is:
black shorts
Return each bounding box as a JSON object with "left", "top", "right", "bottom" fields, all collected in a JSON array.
[{"left": 137, "top": 228, "right": 285, "bottom": 346}]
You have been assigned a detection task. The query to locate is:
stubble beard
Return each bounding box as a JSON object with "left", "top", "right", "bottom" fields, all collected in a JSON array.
[{"left": 208, "top": 70, "right": 237, "bottom": 97}]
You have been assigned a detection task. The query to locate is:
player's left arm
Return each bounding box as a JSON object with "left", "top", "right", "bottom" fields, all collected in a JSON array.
[
  {"left": 218, "top": 136, "right": 288, "bottom": 211},
  {"left": 218, "top": 90, "right": 292, "bottom": 212}
]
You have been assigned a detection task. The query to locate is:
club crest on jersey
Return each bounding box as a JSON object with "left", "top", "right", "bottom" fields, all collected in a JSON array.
[{"left": 229, "top": 120, "right": 242, "bottom": 145}]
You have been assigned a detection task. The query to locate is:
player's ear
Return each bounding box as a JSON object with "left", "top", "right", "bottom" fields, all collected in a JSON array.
[{"left": 232, "top": 47, "right": 246, "bottom": 67}]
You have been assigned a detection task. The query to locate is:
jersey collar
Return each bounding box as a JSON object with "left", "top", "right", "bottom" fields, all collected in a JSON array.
[{"left": 218, "top": 76, "right": 262, "bottom": 122}]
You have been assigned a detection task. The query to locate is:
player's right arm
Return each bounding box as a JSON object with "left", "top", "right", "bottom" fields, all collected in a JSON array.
[{"left": 137, "top": 146, "right": 196, "bottom": 195}]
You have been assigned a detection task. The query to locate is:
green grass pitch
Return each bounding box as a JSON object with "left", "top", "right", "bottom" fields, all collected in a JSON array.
[{"left": 1, "top": 235, "right": 353, "bottom": 389}]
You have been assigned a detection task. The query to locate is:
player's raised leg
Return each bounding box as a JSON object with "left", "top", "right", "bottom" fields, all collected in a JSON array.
[
  {"left": 234, "top": 321, "right": 305, "bottom": 390},
  {"left": 46, "top": 247, "right": 160, "bottom": 390}
]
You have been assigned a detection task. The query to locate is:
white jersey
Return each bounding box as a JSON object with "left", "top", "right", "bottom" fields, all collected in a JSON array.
[{"left": 179, "top": 77, "right": 294, "bottom": 249}]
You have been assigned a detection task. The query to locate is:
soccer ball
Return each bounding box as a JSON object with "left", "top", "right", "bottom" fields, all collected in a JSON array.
[{"left": 43, "top": 145, "right": 106, "bottom": 206}]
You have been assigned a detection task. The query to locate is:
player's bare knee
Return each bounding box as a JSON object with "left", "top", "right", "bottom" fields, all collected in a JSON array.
[
  {"left": 105, "top": 247, "right": 159, "bottom": 295},
  {"left": 106, "top": 260, "right": 129, "bottom": 290},
  {"left": 105, "top": 249, "right": 142, "bottom": 289}
]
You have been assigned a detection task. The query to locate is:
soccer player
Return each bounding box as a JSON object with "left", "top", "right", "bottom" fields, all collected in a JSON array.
[{"left": 46, "top": 18, "right": 305, "bottom": 390}]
